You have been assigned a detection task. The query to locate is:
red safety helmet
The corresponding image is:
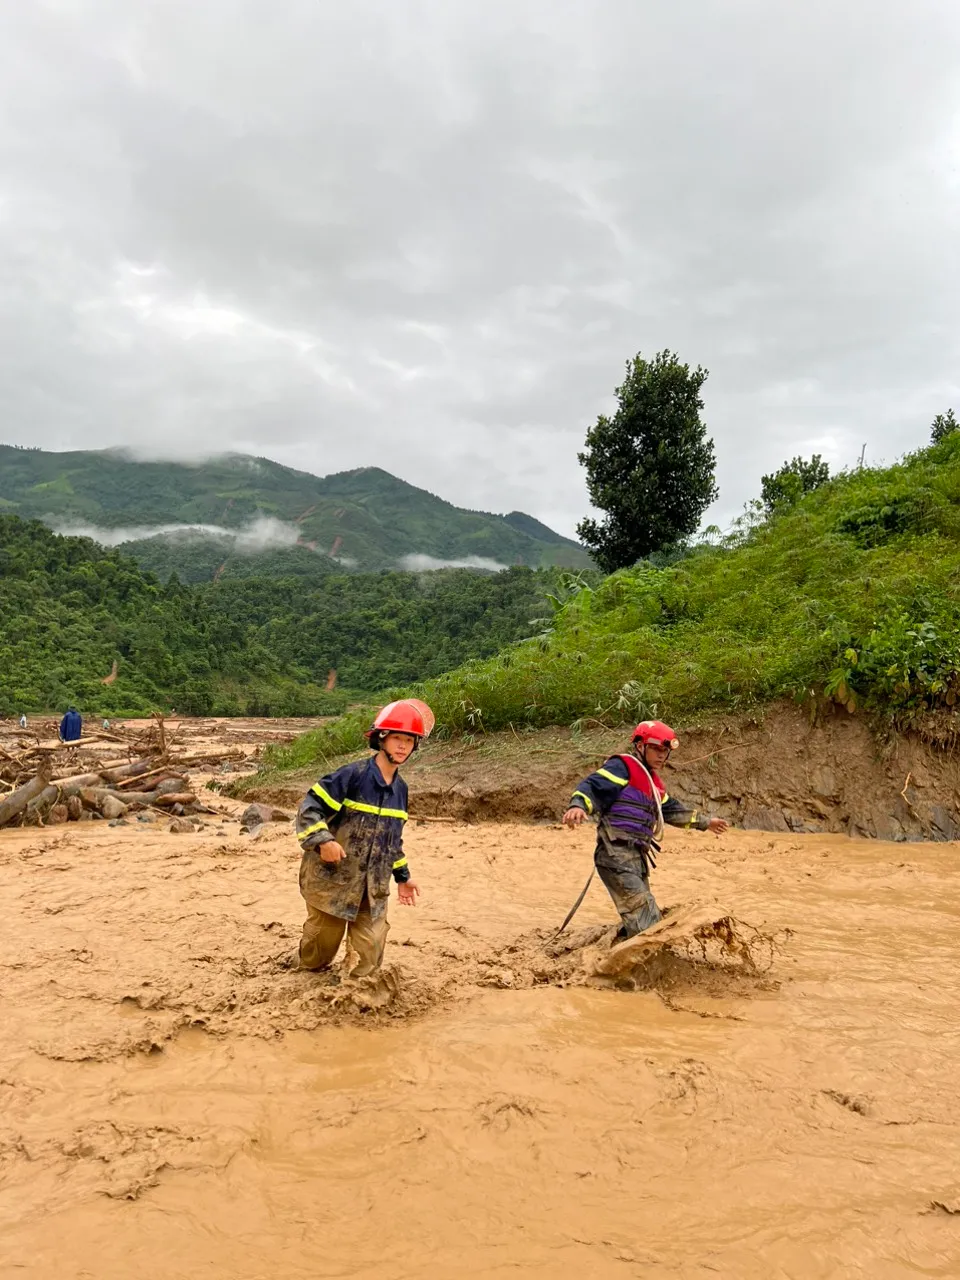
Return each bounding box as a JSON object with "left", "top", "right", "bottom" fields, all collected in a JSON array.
[
  {"left": 366, "top": 698, "right": 435, "bottom": 745},
  {"left": 632, "top": 719, "right": 679, "bottom": 751}
]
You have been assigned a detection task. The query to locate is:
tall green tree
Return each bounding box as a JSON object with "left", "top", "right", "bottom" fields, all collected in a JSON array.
[
  {"left": 576, "top": 351, "right": 718, "bottom": 573},
  {"left": 931, "top": 408, "right": 958, "bottom": 445},
  {"left": 760, "top": 454, "right": 830, "bottom": 512}
]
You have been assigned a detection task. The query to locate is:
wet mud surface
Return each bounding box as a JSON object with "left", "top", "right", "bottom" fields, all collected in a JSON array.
[{"left": 2, "top": 797, "right": 960, "bottom": 1276}]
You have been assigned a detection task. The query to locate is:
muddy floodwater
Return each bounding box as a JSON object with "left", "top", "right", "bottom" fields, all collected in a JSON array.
[{"left": 2, "top": 807, "right": 959, "bottom": 1278}]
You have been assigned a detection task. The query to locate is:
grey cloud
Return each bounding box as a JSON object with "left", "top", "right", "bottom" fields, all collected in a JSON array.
[{"left": 1, "top": 0, "right": 959, "bottom": 538}]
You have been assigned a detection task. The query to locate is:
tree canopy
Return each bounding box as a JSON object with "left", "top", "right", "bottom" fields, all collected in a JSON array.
[
  {"left": 760, "top": 454, "right": 831, "bottom": 512},
  {"left": 931, "top": 409, "right": 958, "bottom": 445},
  {"left": 576, "top": 350, "right": 718, "bottom": 572}
]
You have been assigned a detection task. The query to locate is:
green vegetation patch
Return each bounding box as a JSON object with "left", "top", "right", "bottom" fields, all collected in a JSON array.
[
  {"left": 270, "top": 434, "right": 960, "bottom": 770},
  {"left": 0, "top": 516, "right": 561, "bottom": 718}
]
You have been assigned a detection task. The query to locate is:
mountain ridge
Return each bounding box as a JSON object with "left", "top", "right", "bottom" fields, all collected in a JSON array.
[{"left": 0, "top": 445, "right": 590, "bottom": 577}]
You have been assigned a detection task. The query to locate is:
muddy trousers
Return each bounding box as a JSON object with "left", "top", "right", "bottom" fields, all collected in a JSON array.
[
  {"left": 299, "top": 893, "right": 389, "bottom": 977},
  {"left": 596, "top": 863, "right": 662, "bottom": 939}
]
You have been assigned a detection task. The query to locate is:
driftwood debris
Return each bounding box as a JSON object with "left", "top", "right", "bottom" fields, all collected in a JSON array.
[
  {"left": 0, "top": 717, "right": 257, "bottom": 829},
  {"left": 115, "top": 766, "right": 184, "bottom": 791},
  {"left": 0, "top": 766, "right": 52, "bottom": 828},
  {"left": 1, "top": 761, "right": 209, "bottom": 829}
]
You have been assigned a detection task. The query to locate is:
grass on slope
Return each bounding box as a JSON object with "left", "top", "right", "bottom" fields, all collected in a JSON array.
[{"left": 262, "top": 433, "right": 960, "bottom": 774}]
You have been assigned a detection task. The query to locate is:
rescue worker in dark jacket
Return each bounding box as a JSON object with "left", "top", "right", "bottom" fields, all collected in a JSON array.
[
  {"left": 562, "top": 720, "right": 728, "bottom": 939},
  {"left": 59, "top": 707, "right": 82, "bottom": 742},
  {"left": 295, "top": 699, "right": 432, "bottom": 977}
]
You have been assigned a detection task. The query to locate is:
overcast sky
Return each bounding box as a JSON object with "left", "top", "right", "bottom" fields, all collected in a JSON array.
[{"left": 2, "top": 1, "right": 959, "bottom": 537}]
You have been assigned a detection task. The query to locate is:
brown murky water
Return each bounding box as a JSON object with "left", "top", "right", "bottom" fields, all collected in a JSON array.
[{"left": 1, "top": 807, "right": 959, "bottom": 1278}]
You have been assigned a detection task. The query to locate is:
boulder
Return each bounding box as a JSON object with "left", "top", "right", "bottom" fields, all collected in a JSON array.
[
  {"left": 929, "top": 805, "right": 960, "bottom": 841},
  {"left": 66, "top": 795, "right": 83, "bottom": 821},
  {"left": 155, "top": 776, "right": 188, "bottom": 797},
  {"left": 101, "top": 794, "right": 129, "bottom": 821},
  {"left": 48, "top": 804, "right": 69, "bottom": 825},
  {"left": 240, "top": 803, "right": 273, "bottom": 831},
  {"left": 240, "top": 802, "right": 291, "bottom": 831},
  {"left": 168, "top": 817, "right": 195, "bottom": 834}
]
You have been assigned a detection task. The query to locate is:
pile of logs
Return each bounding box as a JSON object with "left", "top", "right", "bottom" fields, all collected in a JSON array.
[{"left": 0, "top": 756, "right": 212, "bottom": 830}]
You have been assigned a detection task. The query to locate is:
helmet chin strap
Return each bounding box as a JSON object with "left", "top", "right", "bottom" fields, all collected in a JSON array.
[{"left": 379, "top": 733, "right": 418, "bottom": 765}]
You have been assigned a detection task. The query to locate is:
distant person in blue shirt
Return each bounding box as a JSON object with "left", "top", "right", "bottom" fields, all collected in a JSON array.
[{"left": 59, "top": 707, "right": 83, "bottom": 742}]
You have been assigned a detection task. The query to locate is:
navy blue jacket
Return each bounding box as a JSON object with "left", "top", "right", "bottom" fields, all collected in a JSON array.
[{"left": 295, "top": 756, "right": 410, "bottom": 922}]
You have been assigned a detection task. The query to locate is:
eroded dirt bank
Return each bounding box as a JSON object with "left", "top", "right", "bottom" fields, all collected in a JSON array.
[
  {"left": 2, "top": 796, "right": 960, "bottom": 1277},
  {"left": 251, "top": 701, "right": 959, "bottom": 841}
]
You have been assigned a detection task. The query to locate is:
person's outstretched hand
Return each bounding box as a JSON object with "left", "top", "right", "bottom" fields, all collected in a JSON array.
[
  {"left": 397, "top": 880, "right": 420, "bottom": 906},
  {"left": 562, "top": 807, "right": 587, "bottom": 827},
  {"left": 707, "top": 817, "right": 728, "bottom": 835}
]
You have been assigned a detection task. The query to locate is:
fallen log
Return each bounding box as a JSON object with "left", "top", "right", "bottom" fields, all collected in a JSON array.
[
  {"left": 26, "top": 785, "right": 59, "bottom": 813},
  {"left": 149, "top": 792, "right": 198, "bottom": 808},
  {"left": 73, "top": 786, "right": 196, "bottom": 811},
  {"left": 97, "top": 788, "right": 162, "bottom": 808},
  {"left": 0, "top": 766, "right": 52, "bottom": 828},
  {"left": 169, "top": 749, "right": 247, "bottom": 765},
  {"left": 31, "top": 735, "right": 123, "bottom": 752},
  {"left": 100, "top": 759, "right": 155, "bottom": 785},
  {"left": 49, "top": 771, "right": 104, "bottom": 789},
  {"left": 28, "top": 775, "right": 115, "bottom": 815},
  {"left": 116, "top": 767, "right": 184, "bottom": 791}
]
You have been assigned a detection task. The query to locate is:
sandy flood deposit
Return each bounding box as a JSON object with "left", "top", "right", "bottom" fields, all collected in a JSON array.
[{"left": 1, "top": 744, "right": 959, "bottom": 1277}]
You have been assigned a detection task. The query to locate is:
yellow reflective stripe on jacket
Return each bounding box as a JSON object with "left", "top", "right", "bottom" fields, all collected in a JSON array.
[
  {"left": 392, "top": 856, "right": 408, "bottom": 870},
  {"left": 342, "top": 798, "right": 408, "bottom": 821},
  {"left": 310, "top": 783, "right": 342, "bottom": 810},
  {"left": 297, "top": 819, "right": 329, "bottom": 842},
  {"left": 572, "top": 790, "right": 593, "bottom": 814},
  {"left": 596, "top": 768, "right": 628, "bottom": 786}
]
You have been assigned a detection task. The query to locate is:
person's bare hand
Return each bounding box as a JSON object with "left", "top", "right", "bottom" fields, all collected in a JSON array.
[
  {"left": 707, "top": 817, "right": 728, "bottom": 836},
  {"left": 319, "top": 840, "right": 346, "bottom": 863},
  {"left": 562, "top": 807, "right": 587, "bottom": 827},
  {"left": 397, "top": 880, "right": 420, "bottom": 906}
]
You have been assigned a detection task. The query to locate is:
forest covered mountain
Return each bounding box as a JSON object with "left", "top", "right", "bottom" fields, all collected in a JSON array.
[
  {"left": 0, "top": 446, "right": 590, "bottom": 579},
  {"left": 0, "top": 515, "right": 563, "bottom": 716}
]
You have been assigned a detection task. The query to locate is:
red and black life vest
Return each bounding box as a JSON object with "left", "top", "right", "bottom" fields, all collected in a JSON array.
[{"left": 604, "top": 753, "right": 666, "bottom": 845}]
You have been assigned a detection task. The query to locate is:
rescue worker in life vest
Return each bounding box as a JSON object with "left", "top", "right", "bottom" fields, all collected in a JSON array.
[
  {"left": 562, "top": 720, "right": 728, "bottom": 939},
  {"left": 295, "top": 700, "right": 432, "bottom": 977}
]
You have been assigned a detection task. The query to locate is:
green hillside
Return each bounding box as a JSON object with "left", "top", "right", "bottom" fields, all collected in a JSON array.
[
  {"left": 117, "top": 532, "right": 337, "bottom": 585},
  {"left": 0, "top": 515, "right": 559, "bottom": 716},
  {"left": 0, "top": 446, "right": 590, "bottom": 576},
  {"left": 263, "top": 433, "right": 960, "bottom": 770}
]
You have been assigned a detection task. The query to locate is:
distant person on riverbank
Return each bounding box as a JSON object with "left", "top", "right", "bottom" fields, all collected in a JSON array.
[
  {"left": 294, "top": 699, "right": 433, "bottom": 978},
  {"left": 562, "top": 720, "right": 728, "bottom": 939},
  {"left": 18, "top": 712, "right": 27, "bottom": 729},
  {"left": 58, "top": 707, "right": 83, "bottom": 743}
]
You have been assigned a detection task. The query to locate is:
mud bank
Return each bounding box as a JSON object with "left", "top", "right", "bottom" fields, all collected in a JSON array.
[
  {"left": 264, "top": 701, "right": 960, "bottom": 841},
  {"left": 2, "top": 808, "right": 960, "bottom": 1277}
]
